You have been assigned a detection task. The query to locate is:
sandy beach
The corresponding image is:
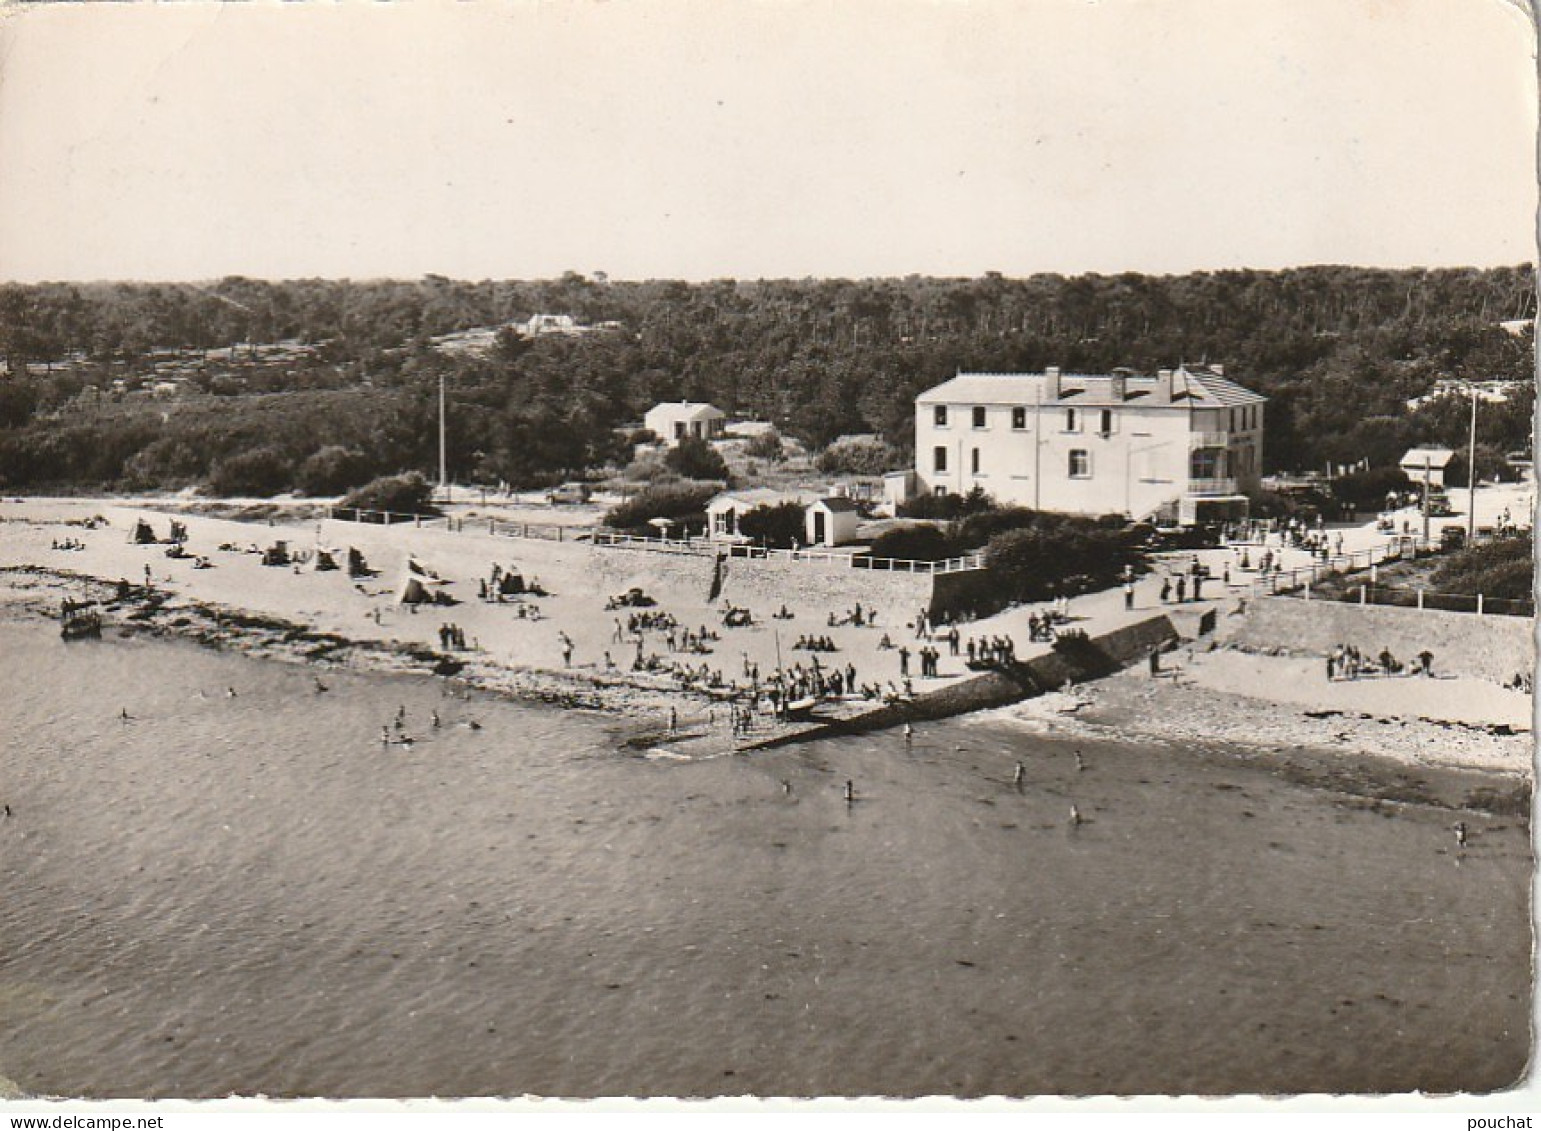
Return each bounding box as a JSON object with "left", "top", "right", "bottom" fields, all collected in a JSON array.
[
  {"left": 2, "top": 495, "right": 1532, "bottom": 779},
  {"left": 985, "top": 645, "right": 1533, "bottom": 781}
]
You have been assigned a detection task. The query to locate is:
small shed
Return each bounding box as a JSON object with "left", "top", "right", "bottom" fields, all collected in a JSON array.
[
  {"left": 707, "top": 488, "right": 808, "bottom": 540},
  {"left": 806, "top": 497, "right": 862, "bottom": 547},
  {"left": 1400, "top": 447, "right": 1456, "bottom": 487},
  {"left": 644, "top": 402, "right": 727, "bottom": 446}
]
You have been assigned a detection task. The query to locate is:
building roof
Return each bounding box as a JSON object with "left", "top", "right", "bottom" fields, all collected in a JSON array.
[
  {"left": 1400, "top": 447, "right": 1457, "bottom": 468},
  {"left": 916, "top": 366, "right": 1266, "bottom": 409},
  {"left": 706, "top": 488, "right": 810, "bottom": 510},
  {"left": 647, "top": 401, "right": 726, "bottom": 420},
  {"left": 812, "top": 497, "right": 861, "bottom": 513}
]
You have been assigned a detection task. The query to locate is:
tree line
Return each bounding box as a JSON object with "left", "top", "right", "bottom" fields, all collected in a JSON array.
[{"left": 0, "top": 266, "right": 1532, "bottom": 493}]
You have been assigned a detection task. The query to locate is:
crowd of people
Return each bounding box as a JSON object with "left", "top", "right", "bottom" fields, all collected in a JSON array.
[{"left": 1326, "top": 643, "right": 1434, "bottom": 680}]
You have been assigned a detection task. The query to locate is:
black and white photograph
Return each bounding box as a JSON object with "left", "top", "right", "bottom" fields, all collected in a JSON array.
[{"left": 0, "top": 0, "right": 1534, "bottom": 1112}]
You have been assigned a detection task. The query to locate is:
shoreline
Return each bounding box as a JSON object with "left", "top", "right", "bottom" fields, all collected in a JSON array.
[{"left": 2, "top": 497, "right": 1533, "bottom": 787}]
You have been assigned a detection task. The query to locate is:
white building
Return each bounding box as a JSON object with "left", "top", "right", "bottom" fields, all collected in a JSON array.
[
  {"left": 706, "top": 488, "right": 812, "bottom": 540},
  {"left": 909, "top": 366, "right": 1266, "bottom": 524},
  {"left": 1400, "top": 447, "right": 1456, "bottom": 487},
  {"left": 644, "top": 402, "right": 728, "bottom": 446},
  {"left": 805, "top": 497, "right": 862, "bottom": 547}
]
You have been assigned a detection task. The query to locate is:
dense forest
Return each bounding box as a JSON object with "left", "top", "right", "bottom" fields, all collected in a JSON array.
[{"left": 0, "top": 266, "right": 1533, "bottom": 493}]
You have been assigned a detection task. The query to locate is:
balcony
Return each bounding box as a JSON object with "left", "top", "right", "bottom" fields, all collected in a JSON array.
[
  {"left": 1188, "top": 431, "right": 1230, "bottom": 449},
  {"left": 1187, "top": 477, "right": 1239, "bottom": 496}
]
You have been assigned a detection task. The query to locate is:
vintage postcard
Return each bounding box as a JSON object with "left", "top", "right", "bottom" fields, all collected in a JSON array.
[{"left": 0, "top": 0, "right": 1533, "bottom": 1114}]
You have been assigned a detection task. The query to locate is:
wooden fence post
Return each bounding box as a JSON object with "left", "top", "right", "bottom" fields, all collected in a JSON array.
[
  {"left": 1477, "top": 593, "right": 1484, "bottom": 616},
  {"left": 1417, "top": 588, "right": 1424, "bottom": 610}
]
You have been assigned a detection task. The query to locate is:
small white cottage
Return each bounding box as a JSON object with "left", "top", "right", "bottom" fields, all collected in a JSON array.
[{"left": 805, "top": 497, "right": 862, "bottom": 547}]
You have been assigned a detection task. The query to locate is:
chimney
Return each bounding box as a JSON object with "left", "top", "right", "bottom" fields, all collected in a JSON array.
[
  {"left": 1045, "top": 366, "right": 1061, "bottom": 399},
  {"left": 1110, "top": 372, "right": 1127, "bottom": 402},
  {"left": 1158, "top": 369, "right": 1174, "bottom": 401},
  {"left": 1210, "top": 363, "right": 1224, "bottom": 377}
]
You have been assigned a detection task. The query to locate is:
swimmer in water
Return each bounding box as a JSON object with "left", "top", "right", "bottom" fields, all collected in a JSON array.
[
  {"left": 1069, "top": 804, "right": 1083, "bottom": 827},
  {"left": 1074, "top": 751, "right": 1085, "bottom": 773},
  {"left": 314, "top": 677, "right": 329, "bottom": 694},
  {"left": 226, "top": 687, "right": 238, "bottom": 699},
  {"left": 431, "top": 710, "right": 441, "bottom": 729},
  {"left": 903, "top": 721, "right": 914, "bottom": 740},
  {"left": 1454, "top": 821, "right": 1468, "bottom": 848},
  {"left": 120, "top": 707, "right": 131, "bottom": 721},
  {"left": 1013, "top": 762, "right": 1025, "bottom": 786},
  {"left": 381, "top": 726, "right": 390, "bottom": 745},
  {"left": 781, "top": 779, "right": 792, "bottom": 795},
  {"left": 844, "top": 780, "right": 855, "bottom": 804}
]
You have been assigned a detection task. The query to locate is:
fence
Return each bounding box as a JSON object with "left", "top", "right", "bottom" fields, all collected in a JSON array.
[
  {"left": 1250, "top": 531, "right": 1531, "bottom": 617},
  {"left": 1296, "top": 583, "right": 1532, "bottom": 619},
  {"left": 1245, "top": 535, "right": 1433, "bottom": 597},
  {"left": 328, "top": 507, "right": 576, "bottom": 542},
  {"left": 591, "top": 530, "right": 986, "bottom": 574}
]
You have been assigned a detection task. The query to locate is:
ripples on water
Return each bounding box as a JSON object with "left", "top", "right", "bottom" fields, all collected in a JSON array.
[{"left": 0, "top": 620, "right": 1528, "bottom": 1097}]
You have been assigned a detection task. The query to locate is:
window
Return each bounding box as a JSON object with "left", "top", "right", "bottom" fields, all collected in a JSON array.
[
  {"left": 1190, "top": 449, "right": 1220, "bottom": 480},
  {"left": 934, "top": 405, "right": 948, "bottom": 427},
  {"left": 1068, "top": 449, "right": 1091, "bottom": 478},
  {"left": 1064, "top": 408, "right": 1079, "bottom": 432},
  {"left": 933, "top": 485, "right": 948, "bottom": 497},
  {"left": 933, "top": 446, "right": 948, "bottom": 472},
  {"left": 972, "top": 406, "right": 987, "bottom": 429},
  {"left": 1011, "top": 407, "right": 1027, "bottom": 430},
  {"left": 971, "top": 447, "right": 981, "bottom": 475},
  {"left": 1099, "top": 409, "right": 1114, "bottom": 435}
]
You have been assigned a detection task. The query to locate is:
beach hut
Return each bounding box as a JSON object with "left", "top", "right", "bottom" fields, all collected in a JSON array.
[
  {"left": 805, "top": 497, "right": 861, "bottom": 547},
  {"left": 1400, "top": 447, "right": 1456, "bottom": 487}
]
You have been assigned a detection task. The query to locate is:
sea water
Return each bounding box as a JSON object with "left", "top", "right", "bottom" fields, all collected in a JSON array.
[{"left": 0, "top": 619, "right": 1528, "bottom": 1098}]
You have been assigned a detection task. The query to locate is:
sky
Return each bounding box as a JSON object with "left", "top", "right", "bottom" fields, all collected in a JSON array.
[{"left": 0, "top": 0, "right": 1535, "bottom": 283}]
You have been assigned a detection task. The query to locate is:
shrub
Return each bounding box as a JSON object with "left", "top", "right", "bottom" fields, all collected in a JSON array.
[
  {"left": 604, "top": 480, "right": 719, "bottom": 532},
  {"left": 984, "top": 517, "right": 1144, "bottom": 603},
  {"left": 738, "top": 501, "right": 806, "bottom": 548},
  {"left": 867, "top": 523, "right": 958, "bottom": 562},
  {"left": 949, "top": 506, "right": 1043, "bottom": 550},
  {"left": 339, "top": 471, "right": 437, "bottom": 516},
  {"left": 206, "top": 446, "right": 294, "bottom": 497},
  {"left": 743, "top": 428, "right": 786, "bottom": 462},
  {"left": 664, "top": 436, "right": 729, "bottom": 481},
  {"left": 898, "top": 485, "right": 995, "bottom": 520},
  {"left": 298, "top": 445, "right": 374, "bottom": 496},
  {"left": 815, "top": 437, "right": 904, "bottom": 476},
  {"left": 1431, "top": 536, "right": 1534, "bottom": 601}
]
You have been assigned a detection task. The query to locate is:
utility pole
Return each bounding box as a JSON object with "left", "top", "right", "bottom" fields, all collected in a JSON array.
[
  {"left": 1033, "top": 377, "right": 1043, "bottom": 510},
  {"left": 1467, "top": 384, "right": 1479, "bottom": 542},
  {"left": 1421, "top": 455, "right": 1431, "bottom": 545},
  {"left": 438, "top": 370, "right": 449, "bottom": 504}
]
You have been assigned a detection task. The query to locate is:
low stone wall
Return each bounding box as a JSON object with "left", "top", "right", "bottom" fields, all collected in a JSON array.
[
  {"left": 816, "top": 612, "right": 1180, "bottom": 737},
  {"left": 1219, "top": 595, "right": 1534, "bottom": 684},
  {"left": 715, "top": 554, "right": 933, "bottom": 625}
]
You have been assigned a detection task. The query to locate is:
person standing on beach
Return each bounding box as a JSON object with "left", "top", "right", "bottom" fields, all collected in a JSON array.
[
  {"left": 1123, "top": 579, "right": 1135, "bottom": 610},
  {"left": 1174, "top": 575, "right": 1186, "bottom": 603},
  {"left": 559, "top": 631, "right": 574, "bottom": 667},
  {"left": 898, "top": 646, "right": 911, "bottom": 677},
  {"left": 1159, "top": 577, "right": 1171, "bottom": 603}
]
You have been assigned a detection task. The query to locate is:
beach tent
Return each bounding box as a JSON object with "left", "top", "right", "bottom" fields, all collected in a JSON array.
[
  {"left": 497, "top": 570, "right": 525, "bottom": 596},
  {"left": 396, "top": 574, "right": 432, "bottom": 605},
  {"left": 396, "top": 569, "right": 456, "bottom": 606},
  {"left": 132, "top": 519, "right": 157, "bottom": 544},
  {"left": 306, "top": 548, "right": 340, "bottom": 572},
  {"left": 346, "top": 547, "right": 374, "bottom": 577}
]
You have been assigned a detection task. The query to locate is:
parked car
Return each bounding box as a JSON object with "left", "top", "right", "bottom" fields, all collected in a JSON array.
[{"left": 1439, "top": 524, "right": 1467, "bottom": 550}]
